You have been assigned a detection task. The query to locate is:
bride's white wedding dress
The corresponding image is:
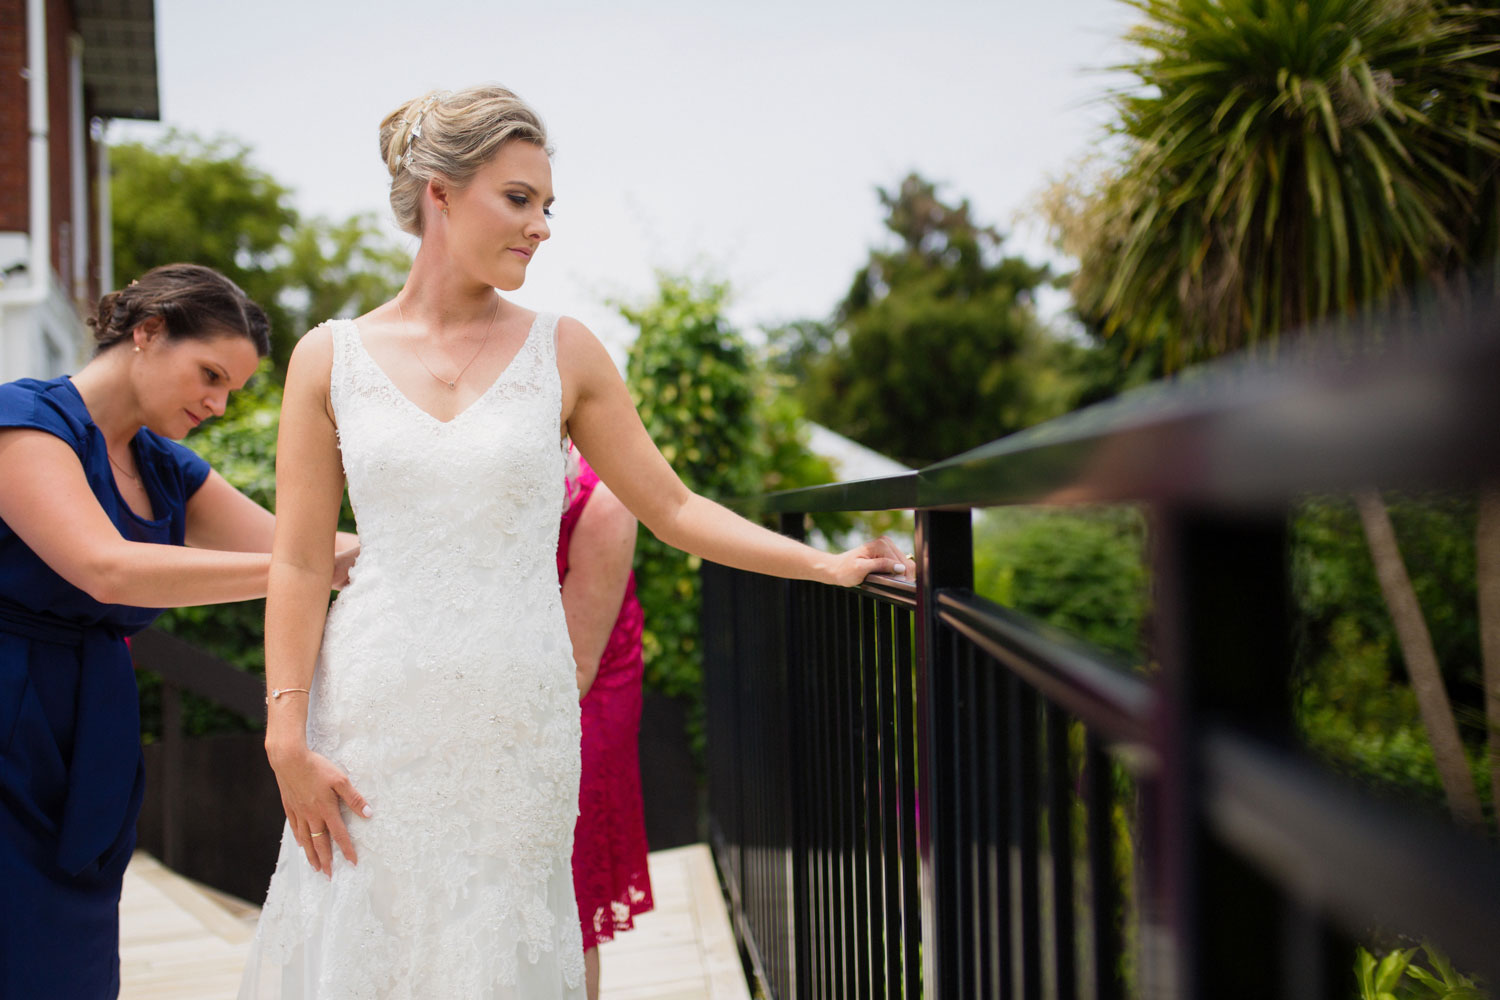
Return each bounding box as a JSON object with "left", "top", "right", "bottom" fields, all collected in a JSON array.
[{"left": 239, "top": 310, "right": 585, "bottom": 999}]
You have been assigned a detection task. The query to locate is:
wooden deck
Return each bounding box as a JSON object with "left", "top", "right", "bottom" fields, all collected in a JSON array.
[{"left": 120, "top": 845, "right": 750, "bottom": 999}]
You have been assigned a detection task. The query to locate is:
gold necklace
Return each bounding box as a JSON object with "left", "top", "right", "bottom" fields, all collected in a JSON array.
[
  {"left": 398, "top": 294, "right": 501, "bottom": 390},
  {"left": 108, "top": 449, "right": 140, "bottom": 482}
]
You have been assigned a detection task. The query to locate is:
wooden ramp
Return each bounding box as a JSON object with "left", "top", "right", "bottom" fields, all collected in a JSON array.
[{"left": 119, "top": 845, "right": 750, "bottom": 1000}]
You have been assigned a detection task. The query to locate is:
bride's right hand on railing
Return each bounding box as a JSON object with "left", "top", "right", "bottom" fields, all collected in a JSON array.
[
  {"left": 265, "top": 740, "right": 372, "bottom": 878},
  {"left": 826, "top": 535, "right": 914, "bottom": 588}
]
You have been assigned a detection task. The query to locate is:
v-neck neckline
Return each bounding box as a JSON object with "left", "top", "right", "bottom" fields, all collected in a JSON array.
[
  {"left": 347, "top": 311, "right": 540, "bottom": 426},
  {"left": 58, "top": 377, "right": 168, "bottom": 525}
]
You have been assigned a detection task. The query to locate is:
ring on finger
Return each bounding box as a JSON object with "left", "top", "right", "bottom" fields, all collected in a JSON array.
[{"left": 309, "top": 830, "right": 326, "bottom": 838}]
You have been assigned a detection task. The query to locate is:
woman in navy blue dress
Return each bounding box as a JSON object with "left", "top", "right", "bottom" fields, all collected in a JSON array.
[{"left": 0, "top": 264, "right": 356, "bottom": 997}]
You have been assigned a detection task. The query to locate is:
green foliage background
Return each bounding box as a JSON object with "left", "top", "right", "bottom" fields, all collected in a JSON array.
[
  {"left": 113, "top": 132, "right": 403, "bottom": 736},
  {"left": 1293, "top": 496, "right": 1487, "bottom": 806},
  {"left": 974, "top": 506, "right": 1150, "bottom": 664},
  {"left": 969, "top": 493, "right": 1488, "bottom": 812},
  {"left": 111, "top": 132, "right": 409, "bottom": 371},
  {"left": 777, "top": 174, "right": 1091, "bottom": 466},
  {"left": 620, "top": 276, "right": 836, "bottom": 724}
]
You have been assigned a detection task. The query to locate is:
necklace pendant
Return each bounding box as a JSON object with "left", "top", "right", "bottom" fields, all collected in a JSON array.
[{"left": 447, "top": 380, "right": 456, "bottom": 390}]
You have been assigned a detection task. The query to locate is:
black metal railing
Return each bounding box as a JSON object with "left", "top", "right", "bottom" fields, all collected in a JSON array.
[{"left": 703, "top": 301, "right": 1500, "bottom": 1000}]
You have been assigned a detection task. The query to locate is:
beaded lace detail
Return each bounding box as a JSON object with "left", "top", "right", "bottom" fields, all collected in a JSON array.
[{"left": 239, "top": 311, "right": 584, "bottom": 999}]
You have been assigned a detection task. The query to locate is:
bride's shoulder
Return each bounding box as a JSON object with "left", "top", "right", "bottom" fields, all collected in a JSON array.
[
  {"left": 554, "top": 314, "right": 604, "bottom": 352},
  {"left": 285, "top": 322, "right": 342, "bottom": 385},
  {"left": 294, "top": 322, "right": 339, "bottom": 355}
]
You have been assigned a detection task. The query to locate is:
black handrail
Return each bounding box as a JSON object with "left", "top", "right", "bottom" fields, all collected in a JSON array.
[
  {"left": 729, "top": 319, "right": 1500, "bottom": 515},
  {"left": 703, "top": 298, "right": 1500, "bottom": 1000},
  {"left": 936, "top": 590, "right": 1154, "bottom": 747}
]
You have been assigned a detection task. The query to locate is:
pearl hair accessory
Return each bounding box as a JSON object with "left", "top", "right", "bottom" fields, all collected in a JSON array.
[{"left": 398, "top": 93, "right": 445, "bottom": 170}]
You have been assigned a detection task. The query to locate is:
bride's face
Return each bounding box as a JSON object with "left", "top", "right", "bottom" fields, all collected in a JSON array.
[{"left": 442, "top": 141, "right": 553, "bottom": 292}]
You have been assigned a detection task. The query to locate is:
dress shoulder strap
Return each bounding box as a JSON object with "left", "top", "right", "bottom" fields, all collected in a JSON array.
[
  {"left": 322, "top": 318, "right": 358, "bottom": 418},
  {"left": 531, "top": 311, "right": 561, "bottom": 368}
]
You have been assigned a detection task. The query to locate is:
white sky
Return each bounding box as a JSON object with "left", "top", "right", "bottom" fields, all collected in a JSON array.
[{"left": 112, "top": 0, "right": 1139, "bottom": 355}]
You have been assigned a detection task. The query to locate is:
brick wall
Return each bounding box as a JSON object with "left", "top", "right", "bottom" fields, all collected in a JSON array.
[
  {"left": 0, "top": 0, "right": 85, "bottom": 292},
  {"left": 0, "top": 0, "right": 27, "bottom": 234},
  {"left": 47, "top": 0, "right": 74, "bottom": 290}
]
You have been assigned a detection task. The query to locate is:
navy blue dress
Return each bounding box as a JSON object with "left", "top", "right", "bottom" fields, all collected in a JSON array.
[{"left": 0, "top": 376, "right": 210, "bottom": 998}]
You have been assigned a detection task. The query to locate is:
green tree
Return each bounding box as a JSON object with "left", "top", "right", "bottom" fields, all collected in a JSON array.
[
  {"left": 111, "top": 132, "right": 409, "bottom": 369},
  {"left": 112, "top": 132, "right": 406, "bottom": 733},
  {"left": 111, "top": 133, "right": 297, "bottom": 361},
  {"left": 280, "top": 213, "right": 414, "bottom": 338},
  {"left": 620, "top": 274, "right": 835, "bottom": 719},
  {"left": 793, "top": 174, "right": 1080, "bottom": 467}
]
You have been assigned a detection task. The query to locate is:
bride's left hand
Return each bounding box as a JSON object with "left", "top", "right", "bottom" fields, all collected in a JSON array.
[{"left": 825, "top": 536, "right": 914, "bottom": 588}]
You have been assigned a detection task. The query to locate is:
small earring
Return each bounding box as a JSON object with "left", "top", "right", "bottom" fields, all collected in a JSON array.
[
  {"left": 442, "top": 207, "right": 449, "bottom": 216},
  {"left": 134, "top": 345, "right": 140, "bottom": 353}
]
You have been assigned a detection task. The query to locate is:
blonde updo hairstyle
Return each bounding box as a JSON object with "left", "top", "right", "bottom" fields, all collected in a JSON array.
[{"left": 380, "top": 85, "right": 550, "bottom": 237}]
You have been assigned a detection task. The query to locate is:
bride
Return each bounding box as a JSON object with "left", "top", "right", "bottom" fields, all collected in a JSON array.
[{"left": 238, "top": 84, "right": 909, "bottom": 999}]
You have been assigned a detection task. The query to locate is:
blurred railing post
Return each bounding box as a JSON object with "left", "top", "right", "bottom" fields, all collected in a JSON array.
[
  {"left": 1147, "top": 510, "right": 1294, "bottom": 997},
  {"left": 915, "top": 509, "right": 972, "bottom": 1000}
]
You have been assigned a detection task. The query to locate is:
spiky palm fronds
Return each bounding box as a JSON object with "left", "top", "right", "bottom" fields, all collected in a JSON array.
[{"left": 1070, "top": 0, "right": 1500, "bottom": 369}]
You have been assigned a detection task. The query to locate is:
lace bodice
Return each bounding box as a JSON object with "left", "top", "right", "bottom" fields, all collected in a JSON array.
[{"left": 240, "top": 310, "right": 586, "bottom": 1000}]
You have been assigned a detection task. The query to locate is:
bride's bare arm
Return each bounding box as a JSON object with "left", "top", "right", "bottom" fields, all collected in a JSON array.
[
  {"left": 559, "top": 317, "right": 909, "bottom": 586},
  {"left": 264, "top": 328, "right": 370, "bottom": 876}
]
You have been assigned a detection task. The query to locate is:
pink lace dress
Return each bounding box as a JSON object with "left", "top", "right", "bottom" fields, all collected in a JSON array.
[{"left": 559, "top": 457, "right": 655, "bottom": 949}]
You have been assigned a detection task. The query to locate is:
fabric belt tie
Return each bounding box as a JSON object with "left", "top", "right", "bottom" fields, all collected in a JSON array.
[{"left": 0, "top": 599, "right": 139, "bottom": 877}]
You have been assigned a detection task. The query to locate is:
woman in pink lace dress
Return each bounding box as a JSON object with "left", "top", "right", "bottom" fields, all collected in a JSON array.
[{"left": 559, "top": 450, "right": 654, "bottom": 1000}]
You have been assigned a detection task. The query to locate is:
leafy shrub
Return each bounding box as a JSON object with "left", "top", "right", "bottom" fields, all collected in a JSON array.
[
  {"left": 973, "top": 505, "right": 1149, "bottom": 664},
  {"left": 1356, "top": 944, "right": 1486, "bottom": 1000},
  {"left": 1291, "top": 496, "right": 1488, "bottom": 809},
  {"left": 620, "top": 274, "right": 836, "bottom": 745}
]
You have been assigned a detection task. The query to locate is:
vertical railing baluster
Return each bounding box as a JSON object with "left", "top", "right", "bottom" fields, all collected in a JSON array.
[
  {"left": 971, "top": 643, "right": 994, "bottom": 1000},
  {"left": 833, "top": 585, "right": 852, "bottom": 999},
  {"left": 858, "top": 596, "right": 882, "bottom": 999},
  {"left": 1016, "top": 682, "right": 1041, "bottom": 1000},
  {"left": 813, "top": 583, "right": 833, "bottom": 1000},
  {"left": 844, "top": 589, "right": 864, "bottom": 1000},
  {"left": 161, "top": 679, "right": 183, "bottom": 871},
  {"left": 781, "top": 513, "right": 807, "bottom": 1000},
  {"left": 955, "top": 631, "right": 976, "bottom": 1000},
  {"left": 895, "top": 609, "right": 922, "bottom": 1000},
  {"left": 1046, "top": 702, "right": 1078, "bottom": 1000},
  {"left": 915, "top": 509, "right": 974, "bottom": 1000},
  {"left": 877, "top": 602, "right": 903, "bottom": 1000},
  {"left": 987, "top": 657, "right": 1010, "bottom": 998},
  {"left": 1084, "top": 729, "right": 1123, "bottom": 1000},
  {"left": 834, "top": 590, "right": 858, "bottom": 995}
]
